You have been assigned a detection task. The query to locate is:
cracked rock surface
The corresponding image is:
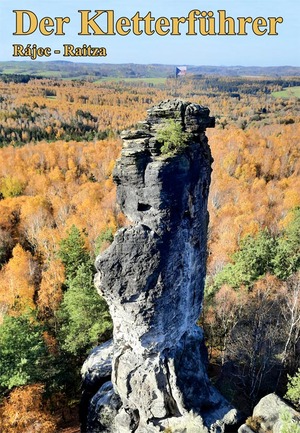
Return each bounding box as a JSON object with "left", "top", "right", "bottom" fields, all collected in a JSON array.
[{"left": 82, "top": 100, "right": 238, "bottom": 433}]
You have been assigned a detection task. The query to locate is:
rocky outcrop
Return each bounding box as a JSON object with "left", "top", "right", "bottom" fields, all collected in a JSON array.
[
  {"left": 82, "top": 100, "right": 238, "bottom": 433},
  {"left": 238, "top": 393, "right": 300, "bottom": 433}
]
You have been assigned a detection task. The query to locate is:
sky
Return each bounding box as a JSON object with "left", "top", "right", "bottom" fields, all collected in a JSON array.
[{"left": 0, "top": 0, "right": 299, "bottom": 66}]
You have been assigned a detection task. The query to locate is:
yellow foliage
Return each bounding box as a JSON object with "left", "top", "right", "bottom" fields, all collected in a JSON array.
[
  {"left": 0, "top": 175, "right": 25, "bottom": 198},
  {"left": 38, "top": 259, "right": 65, "bottom": 317},
  {"left": 0, "top": 384, "right": 57, "bottom": 433},
  {"left": 0, "top": 244, "right": 35, "bottom": 314}
]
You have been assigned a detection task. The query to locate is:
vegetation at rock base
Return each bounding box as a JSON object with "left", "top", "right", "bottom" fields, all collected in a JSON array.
[
  {"left": 0, "top": 67, "right": 299, "bottom": 430},
  {"left": 57, "top": 227, "right": 112, "bottom": 356},
  {"left": 203, "top": 211, "right": 300, "bottom": 408}
]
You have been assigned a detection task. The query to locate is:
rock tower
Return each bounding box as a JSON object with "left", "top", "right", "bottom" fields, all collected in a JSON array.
[{"left": 82, "top": 100, "right": 237, "bottom": 433}]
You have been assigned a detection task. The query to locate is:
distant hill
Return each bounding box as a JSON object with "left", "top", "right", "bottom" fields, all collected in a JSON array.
[{"left": 0, "top": 61, "right": 300, "bottom": 80}]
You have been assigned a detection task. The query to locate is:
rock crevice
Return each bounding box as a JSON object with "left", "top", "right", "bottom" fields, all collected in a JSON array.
[{"left": 82, "top": 99, "right": 237, "bottom": 433}]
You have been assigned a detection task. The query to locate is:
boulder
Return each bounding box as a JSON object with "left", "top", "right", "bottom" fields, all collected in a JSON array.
[
  {"left": 238, "top": 393, "right": 300, "bottom": 433},
  {"left": 253, "top": 393, "right": 300, "bottom": 432}
]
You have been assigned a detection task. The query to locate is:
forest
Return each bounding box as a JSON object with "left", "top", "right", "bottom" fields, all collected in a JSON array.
[
  {"left": 0, "top": 69, "right": 299, "bottom": 432},
  {"left": 1, "top": 61, "right": 300, "bottom": 80}
]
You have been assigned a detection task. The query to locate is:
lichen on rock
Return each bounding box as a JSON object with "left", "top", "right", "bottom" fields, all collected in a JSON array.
[{"left": 82, "top": 99, "right": 237, "bottom": 433}]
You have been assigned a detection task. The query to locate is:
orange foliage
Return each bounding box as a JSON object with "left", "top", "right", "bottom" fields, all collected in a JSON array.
[
  {"left": 207, "top": 122, "right": 300, "bottom": 274},
  {"left": 38, "top": 259, "right": 65, "bottom": 318},
  {"left": 0, "top": 384, "right": 57, "bottom": 433}
]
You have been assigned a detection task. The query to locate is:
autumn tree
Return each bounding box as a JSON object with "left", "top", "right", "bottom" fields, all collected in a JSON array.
[
  {"left": 204, "top": 284, "right": 247, "bottom": 365},
  {"left": 0, "top": 175, "right": 25, "bottom": 198},
  {"left": 210, "top": 211, "right": 300, "bottom": 295},
  {"left": 211, "top": 230, "right": 276, "bottom": 291},
  {"left": 37, "top": 259, "right": 65, "bottom": 320},
  {"left": 0, "top": 384, "right": 57, "bottom": 433},
  {"left": 0, "top": 243, "right": 36, "bottom": 316}
]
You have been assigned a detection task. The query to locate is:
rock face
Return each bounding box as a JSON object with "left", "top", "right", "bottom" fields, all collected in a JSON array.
[
  {"left": 83, "top": 100, "right": 237, "bottom": 433},
  {"left": 238, "top": 393, "right": 300, "bottom": 433}
]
